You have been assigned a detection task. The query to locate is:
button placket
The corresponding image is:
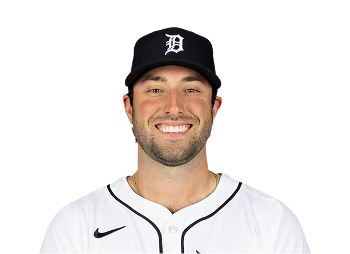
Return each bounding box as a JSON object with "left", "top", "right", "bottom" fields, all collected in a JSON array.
[
  {"left": 168, "top": 225, "right": 178, "bottom": 233},
  {"left": 163, "top": 216, "right": 183, "bottom": 253}
]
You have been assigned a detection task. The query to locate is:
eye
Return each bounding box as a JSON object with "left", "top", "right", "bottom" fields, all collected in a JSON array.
[
  {"left": 148, "top": 89, "right": 162, "bottom": 93},
  {"left": 185, "top": 88, "right": 199, "bottom": 93}
]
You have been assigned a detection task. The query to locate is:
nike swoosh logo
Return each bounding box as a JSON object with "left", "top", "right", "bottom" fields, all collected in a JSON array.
[{"left": 94, "top": 226, "right": 126, "bottom": 238}]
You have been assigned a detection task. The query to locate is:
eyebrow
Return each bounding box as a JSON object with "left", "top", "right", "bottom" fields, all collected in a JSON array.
[
  {"left": 140, "top": 76, "right": 166, "bottom": 83},
  {"left": 181, "top": 76, "right": 205, "bottom": 84},
  {"left": 140, "top": 75, "right": 207, "bottom": 85}
]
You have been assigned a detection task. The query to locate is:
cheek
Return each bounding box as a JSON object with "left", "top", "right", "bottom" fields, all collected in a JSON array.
[
  {"left": 187, "top": 99, "right": 210, "bottom": 118},
  {"left": 133, "top": 92, "right": 211, "bottom": 121},
  {"left": 137, "top": 100, "right": 159, "bottom": 120}
]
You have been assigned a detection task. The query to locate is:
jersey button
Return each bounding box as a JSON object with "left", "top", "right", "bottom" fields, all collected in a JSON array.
[{"left": 168, "top": 226, "right": 178, "bottom": 233}]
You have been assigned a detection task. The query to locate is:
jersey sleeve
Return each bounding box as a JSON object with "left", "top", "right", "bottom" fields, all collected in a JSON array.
[
  {"left": 273, "top": 203, "right": 310, "bottom": 253},
  {"left": 40, "top": 209, "right": 77, "bottom": 253}
]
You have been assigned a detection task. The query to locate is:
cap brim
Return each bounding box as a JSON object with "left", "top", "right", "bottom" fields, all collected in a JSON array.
[{"left": 125, "top": 60, "right": 221, "bottom": 89}]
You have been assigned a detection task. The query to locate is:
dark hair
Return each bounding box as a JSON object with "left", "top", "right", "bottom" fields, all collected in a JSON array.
[{"left": 127, "top": 85, "right": 218, "bottom": 108}]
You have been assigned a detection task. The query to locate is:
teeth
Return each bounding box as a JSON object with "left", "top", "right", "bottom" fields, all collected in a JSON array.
[{"left": 159, "top": 125, "right": 190, "bottom": 133}]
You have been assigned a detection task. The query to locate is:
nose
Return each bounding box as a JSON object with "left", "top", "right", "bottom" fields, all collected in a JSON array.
[{"left": 163, "top": 89, "right": 184, "bottom": 116}]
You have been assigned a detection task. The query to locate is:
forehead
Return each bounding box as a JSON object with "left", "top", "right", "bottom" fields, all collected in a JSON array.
[{"left": 135, "top": 65, "right": 209, "bottom": 84}]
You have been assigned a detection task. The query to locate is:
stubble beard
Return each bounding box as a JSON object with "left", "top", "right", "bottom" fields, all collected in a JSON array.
[{"left": 132, "top": 110, "right": 213, "bottom": 167}]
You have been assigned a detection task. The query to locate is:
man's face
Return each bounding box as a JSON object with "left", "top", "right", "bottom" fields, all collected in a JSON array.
[{"left": 124, "top": 65, "right": 221, "bottom": 167}]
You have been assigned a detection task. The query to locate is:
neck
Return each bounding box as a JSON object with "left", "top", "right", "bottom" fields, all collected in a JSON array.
[{"left": 127, "top": 144, "right": 219, "bottom": 214}]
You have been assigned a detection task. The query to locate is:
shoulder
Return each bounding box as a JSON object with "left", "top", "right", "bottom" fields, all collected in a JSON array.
[
  {"left": 222, "top": 174, "right": 297, "bottom": 227},
  {"left": 222, "top": 174, "right": 310, "bottom": 252},
  {"left": 40, "top": 178, "right": 125, "bottom": 253},
  {"left": 58, "top": 177, "right": 126, "bottom": 220},
  {"left": 222, "top": 174, "right": 282, "bottom": 206}
]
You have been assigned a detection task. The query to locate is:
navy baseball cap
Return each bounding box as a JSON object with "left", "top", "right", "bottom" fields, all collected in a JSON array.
[{"left": 125, "top": 27, "right": 221, "bottom": 89}]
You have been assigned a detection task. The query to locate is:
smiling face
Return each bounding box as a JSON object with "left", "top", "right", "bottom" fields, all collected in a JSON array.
[{"left": 124, "top": 65, "right": 222, "bottom": 167}]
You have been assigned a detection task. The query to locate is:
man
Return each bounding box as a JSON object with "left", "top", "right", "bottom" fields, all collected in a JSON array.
[{"left": 40, "top": 27, "right": 310, "bottom": 253}]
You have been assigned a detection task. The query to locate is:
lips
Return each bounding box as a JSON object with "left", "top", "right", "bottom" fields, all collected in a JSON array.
[
  {"left": 156, "top": 124, "right": 192, "bottom": 129},
  {"left": 155, "top": 123, "right": 192, "bottom": 133}
]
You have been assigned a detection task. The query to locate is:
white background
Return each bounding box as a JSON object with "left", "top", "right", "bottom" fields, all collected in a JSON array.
[{"left": 0, "top": 0, "right": 350, "bottom": 254}]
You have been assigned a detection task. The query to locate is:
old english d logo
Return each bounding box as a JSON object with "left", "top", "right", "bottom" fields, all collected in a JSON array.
[{"left": 165, "top": 34, "right": 184, "bottom": 55}]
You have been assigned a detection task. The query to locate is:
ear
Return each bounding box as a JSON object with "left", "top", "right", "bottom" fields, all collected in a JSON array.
[
  {"left": 212, "top": 96, "right": 222, "bottom": 119},
  {"left": 123, "top": 94, "right": 133, "bottom": 124}
]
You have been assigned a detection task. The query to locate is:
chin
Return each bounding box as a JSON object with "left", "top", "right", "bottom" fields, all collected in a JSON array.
[{"left": 148, "top": 145, "right": 204, "bottom": 167}]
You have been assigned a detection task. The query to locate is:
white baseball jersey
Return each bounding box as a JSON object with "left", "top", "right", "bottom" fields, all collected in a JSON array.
[{"left": 40, "top": 174, "right": 310, "bottom": 253}]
